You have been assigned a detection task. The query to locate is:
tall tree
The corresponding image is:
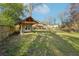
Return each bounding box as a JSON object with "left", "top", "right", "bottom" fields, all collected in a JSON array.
[
  {"left": 0, "top": 3, "right": 25, "bottom": 26},
  {"left": 68, "top": 3, "right": 79, "bottom": 31}
]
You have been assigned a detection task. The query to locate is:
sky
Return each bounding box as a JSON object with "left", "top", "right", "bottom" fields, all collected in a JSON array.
[{"left": 32, "top": 3, "right": 69, "bottom": 24}]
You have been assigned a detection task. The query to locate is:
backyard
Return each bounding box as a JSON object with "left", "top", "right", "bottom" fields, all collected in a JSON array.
[
  {"left": 0, "top": 31, "right": 79, "bottom": 56},
  {"left": 0, "top": 3, "right": 79, "bottom": 56}
]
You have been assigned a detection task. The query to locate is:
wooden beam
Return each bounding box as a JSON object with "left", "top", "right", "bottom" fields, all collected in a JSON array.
[{"left": 20, "top": 25, "right": 23, "bottom": 35}]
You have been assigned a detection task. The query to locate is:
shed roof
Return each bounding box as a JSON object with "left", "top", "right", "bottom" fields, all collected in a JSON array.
[{"left": 16, "top": 16, "right": 39, "bottom": 25}]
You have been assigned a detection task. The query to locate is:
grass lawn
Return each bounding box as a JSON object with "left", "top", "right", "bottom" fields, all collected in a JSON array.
[
  {"left": 0, "top": 31, "right": 79, "bottom": 56},
  {"left": 56, "top": 32, "right": 79, "bottom": 55}
]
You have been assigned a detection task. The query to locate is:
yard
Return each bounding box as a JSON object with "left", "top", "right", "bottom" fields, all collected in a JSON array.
[{"left": 0, "top": 31, "right": 79, "bottom": 56}]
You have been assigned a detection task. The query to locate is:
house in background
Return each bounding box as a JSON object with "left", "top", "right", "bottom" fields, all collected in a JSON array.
[
  {"left": 14, "top": 4, "right": 48, "bottom": 34},
  {"left": 15, "top": 16, "right": 39, "bottom": 34}
]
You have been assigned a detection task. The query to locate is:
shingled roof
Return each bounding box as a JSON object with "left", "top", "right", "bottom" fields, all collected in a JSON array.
[{"left": 16, "top": 16, "right": 39, "bottom": 25}]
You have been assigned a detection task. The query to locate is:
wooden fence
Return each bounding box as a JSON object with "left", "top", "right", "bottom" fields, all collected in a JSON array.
[{"left": 0, "top": 25, "right": 13, "bottom": 40}]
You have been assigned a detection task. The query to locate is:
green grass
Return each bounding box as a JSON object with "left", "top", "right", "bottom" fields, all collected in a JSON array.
[
  {"left": 56, "top": 32, "right": 79, "bottom": 55},
  {"left": 0, "top": 31, "right": 79, "bottom": 56}
]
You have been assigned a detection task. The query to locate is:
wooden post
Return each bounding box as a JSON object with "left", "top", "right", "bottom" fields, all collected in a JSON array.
[{"left": 20, "top": 25, "right": 23, "bottom": 35}]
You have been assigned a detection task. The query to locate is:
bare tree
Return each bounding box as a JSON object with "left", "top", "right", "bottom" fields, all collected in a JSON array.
[{"left": 69, "top": 3, "right": 79, "bottom": 31}]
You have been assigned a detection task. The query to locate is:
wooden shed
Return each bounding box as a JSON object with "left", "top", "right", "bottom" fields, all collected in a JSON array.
[{"left": 16, "top": 16, "right": 39, "bottom": 34}]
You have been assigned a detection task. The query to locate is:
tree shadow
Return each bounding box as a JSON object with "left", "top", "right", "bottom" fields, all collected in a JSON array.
[
  {"left": 49, "top": 33, "right": 79, "bottom": 56},
  {"left": 61, "top": 35, "right": 79, "bottom": 52},
  {"left": 23, "top": 34, "right": 55, "bottom": 56},
  {"left": 0, "top": 32, "right": 78, "bottom": 56},
  {"left": 62, "top": 35, "right": 79, "bottom": 45},
  {"left": 0, "top": 32, "right": 21, "bottom": 55},
  {"left": 23, "top": 32, "right": 79, "bottom": 56}
]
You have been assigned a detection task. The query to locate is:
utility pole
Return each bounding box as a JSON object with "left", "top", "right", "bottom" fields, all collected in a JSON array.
[{"left": 47, "top": 16, "right": 53, "bottom": 25}]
